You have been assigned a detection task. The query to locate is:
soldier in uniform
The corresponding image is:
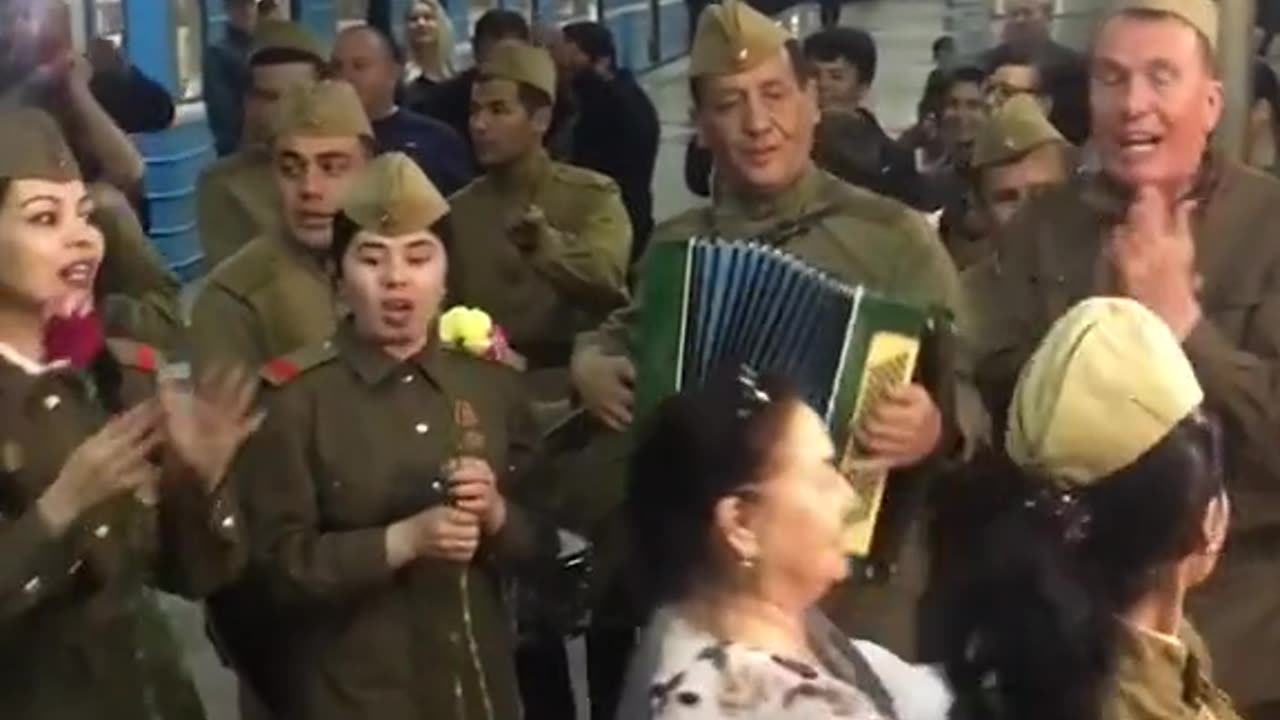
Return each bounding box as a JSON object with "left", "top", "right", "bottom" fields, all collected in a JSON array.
[
  {"left": 974, "top": 1, "right": 1280, "bottom": 716},
  {"left": 566, "top": 0, "right": 972, "bottom": 714},
  {"left": 950, "top": 94, "right": 1070, "bottom": 270},
  {"left": 0, "top": 107, "right": 261, "bottom": 720},
  {"left": 448, "top": 41, "right": 631, "bottom": 407},
  {"left": 190, "top": 79, "right": 373, "bottom": 371},
  {"left": 237, "top": 152, "right": 555, "bottom": 720},
  {"left": 195, "top": 20, "right": 327, "bottom": 269}
]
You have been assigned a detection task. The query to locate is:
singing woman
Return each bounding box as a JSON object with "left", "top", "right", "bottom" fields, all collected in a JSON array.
[
  {"left": 0, "top": 106, "right": 260, "bottom": 719},
  {"left": 237, "top": 152, "right": 555, "bottom": 720}
]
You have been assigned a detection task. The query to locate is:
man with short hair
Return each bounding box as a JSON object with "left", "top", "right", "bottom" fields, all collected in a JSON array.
[
  {"left": 566, "top": 1, "right": 973, "bottom": 713},
  {"left": 448, "top": 41, "right": 631, "bottom": 406},
  {"left": 981, "top": 0, "right": 1083, "bottom": 77},
  {"left": 976, "top": 2, "right": 1280, "bottom": 714},
  {"left": 332, "top": 23, "right": 474, "bottom": 195},
  {"left": 195, "top": 20, "right": 327, "bottom": 268},
  {"left": 190, "top": 79, "right": 374, "bottom": 372},
  {"left": 557, "top": 21, "right": 660, "bottom": 261},
  {"left": 938, "top": 66, "right": 988, "bottom": 171},
  {"left": 203, "top": 0, "right": 259, "bottom": 156},
  {"left": 983, "top": 45, "right": 1051, "bottom": 115},
  {"left": 805, "top": 27, "right": 930, "bottom": 209}
]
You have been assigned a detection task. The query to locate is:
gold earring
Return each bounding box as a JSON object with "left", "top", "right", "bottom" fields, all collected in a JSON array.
[{"left": 739, "top": 555, "right": 756, "bottom": 571}]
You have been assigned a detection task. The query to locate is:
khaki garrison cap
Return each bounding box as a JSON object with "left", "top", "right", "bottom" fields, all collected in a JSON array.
[
  {"left": 690, "top": 0, "right": 792, "bottom": 77},
  {"left": 1006, "top": 297, "right": 1204, "bottom": 488},
  {"left": 272, "top": 80, "right": 373, "bottom": 142},
  {"left": 342, "top": 152, "right": 449, "bottom": 235},
  {"left": 0, "top": 108, "right": 80, "bottom": 182},
  {"left": 972, "top": 95, "right": 1065, "bottom": 170},
  {"left": 1106, "top": 0, "right": 1218, "bottom": 52},
  {"left": 250, "top": 20, "right": 327, "bottom": 64},
  {"left": 479, "top": 41, "right": 558, "bottom": 101}
]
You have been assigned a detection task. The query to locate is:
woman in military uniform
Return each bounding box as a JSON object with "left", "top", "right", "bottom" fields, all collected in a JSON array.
[
  {"left": 935, "top": 298, "right": 1240, "bottom": 720},
  {"left": 238, "top": 152, "right": 555, "bottom": 720},
  {"left": 0, "top": 107, "right": 262, "bottom": 719}
]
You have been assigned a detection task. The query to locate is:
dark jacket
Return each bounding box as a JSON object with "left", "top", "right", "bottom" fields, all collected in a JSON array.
[
  {"left": 202, "top": 25, "right": 254, "bottom": 156},
  {"left": 569, "top": 69, "right": 660, "bottom": 261}
]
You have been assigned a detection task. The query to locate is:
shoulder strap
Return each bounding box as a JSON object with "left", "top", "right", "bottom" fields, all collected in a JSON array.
[
  {"left": 259, "top": 341, "right": 337, "bottom": 386},
  {"left": 808, "top": 614, "right": 898, "bottom": 719},
  {"left": 104, "top": 338, "right": 163, "bottom": 372}
]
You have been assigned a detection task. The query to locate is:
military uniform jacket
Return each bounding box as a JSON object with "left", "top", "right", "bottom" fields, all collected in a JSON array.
[
  {"left": 571, "top": 166, "right": 970, "bottom": 654},
  {"left": 1102, "top": 621, "right": 1240, "bottom": 720},
  {"left": 189, "top": 232, "right": 336, "bottom": 372},
  {"left": 238, "top": 324, "right": 555, "bottom": 720},
  {"left": 195, "top": 146, "right": 282, "bottom": 270},
  {"left": 0, "top": 340, "right": 244, "bottom": 719},
  {"left": 972, "top": 157, "right": 1280, "bottom": 704},
  {"left": 448, "top": 150, "right": 632, "bottom": 377}
]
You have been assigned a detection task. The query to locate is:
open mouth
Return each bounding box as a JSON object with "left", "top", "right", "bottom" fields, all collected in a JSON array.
[
  {"left": 380, "top": 299, "right": 414, "bottom": 327},
  {"left": 297, "top": 212, "right": 333, "bottom": 229},
  {"left": 57, "top": 260, "right": 96, "bottom": 289},
  {"left": 1117, "top": 131, "right": 1163, "bottom": 157}
]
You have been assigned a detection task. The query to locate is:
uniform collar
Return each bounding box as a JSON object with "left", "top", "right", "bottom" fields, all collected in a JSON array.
[
  {"left": 1111, "top": 620, "right": 1218, "bottom": 716},
  {"left": 1079, "top": 149, "right": 1224, "bottom": 224},
  {"left": 0, "top": 341, "right": 67, "bottom": 376},
  {"left": 711, "top": 163, "right": 827, "bottom": 232},
  {"left": 334, "top": 321, "right": 446, "bottom": 387},
  {"left": 489, "top": 147, "right": 552, "bottom": 200}
]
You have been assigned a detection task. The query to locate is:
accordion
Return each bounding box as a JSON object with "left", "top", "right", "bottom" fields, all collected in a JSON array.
[{"left": 633, "top": 238, "right": 932, "bottom": 557}]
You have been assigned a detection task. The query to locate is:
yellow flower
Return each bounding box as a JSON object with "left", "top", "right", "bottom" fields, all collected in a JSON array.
[{"left": 439, "top": 306, "right": 494, "bottom": 355}]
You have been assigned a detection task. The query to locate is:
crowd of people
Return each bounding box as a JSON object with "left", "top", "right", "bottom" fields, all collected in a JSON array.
[{"left": 0, "top": 0, "right": 1279, "bottom": 719}]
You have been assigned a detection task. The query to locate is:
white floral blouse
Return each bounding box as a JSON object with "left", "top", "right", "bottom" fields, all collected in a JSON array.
[{"left": 617, "top": 608, "right": 952, "bottom": 720}]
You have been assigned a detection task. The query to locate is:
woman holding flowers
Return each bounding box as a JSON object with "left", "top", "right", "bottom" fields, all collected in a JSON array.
[{"left": 236, "top": 152, "right": 555, "bottom": 720}]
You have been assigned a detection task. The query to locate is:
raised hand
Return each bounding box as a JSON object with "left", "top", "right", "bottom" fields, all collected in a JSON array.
[{"left": 159, "top": 364, "right": 263, "bottom": 490}]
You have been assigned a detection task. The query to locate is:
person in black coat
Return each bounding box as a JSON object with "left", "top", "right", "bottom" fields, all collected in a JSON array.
[{"left": 558, "top": 22, "right": 660, "bottom": 264}]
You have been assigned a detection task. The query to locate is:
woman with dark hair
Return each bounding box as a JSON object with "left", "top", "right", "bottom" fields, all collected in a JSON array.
[
  {"left": 236, "top": 152, "right": 555, "bottom": 720},
  {"left": 617, "top": 368, "right": 950, "bottom": 720},
  {"left": 934, "top": 297, "right": 1239, "bottom": 720},
  {"left": 0, "top": 107, "right": 260, "bottom": 719}
]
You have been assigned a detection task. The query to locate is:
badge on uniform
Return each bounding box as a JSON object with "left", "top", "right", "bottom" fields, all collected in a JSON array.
[{"left": 453, "top": 400, "right": 485, "bottom": 454}]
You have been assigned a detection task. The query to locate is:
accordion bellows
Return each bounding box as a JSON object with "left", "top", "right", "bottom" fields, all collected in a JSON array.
[{"left": 634, "top": 238, "right": 930, "bottom": 557}]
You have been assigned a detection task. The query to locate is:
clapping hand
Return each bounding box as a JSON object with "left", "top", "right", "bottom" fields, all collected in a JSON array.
[
  {"left": 1106, "top": 186, "right": 1202, "bottom": 339},
  {"left": 158, "top": 365, "right": 264, "bottom": 491}
]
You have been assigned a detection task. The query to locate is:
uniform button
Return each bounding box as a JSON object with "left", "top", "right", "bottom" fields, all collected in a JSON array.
[
  {"left": 448, "top": 631, "right": 461, "bottom": 646},
  {"left": 67, "top": 559, "right": 83, "bottom": 576},
  {"left": 42, "top": 394, "right": 61, "bottom": 410},
  {"left": 23, "top": 576, "right": 41, "bottom": 594},
  {"left": 93, "top": 524, "right": 111, "bottom": 539},
  {"left": 415, "top": 422, "right": 430, "bottom": 434},
  {"left": 401, "top": 374, "right": 415, "bottom": 384},
  {"left": 219, "top": 515, "right": 237, "bottom": 531}
]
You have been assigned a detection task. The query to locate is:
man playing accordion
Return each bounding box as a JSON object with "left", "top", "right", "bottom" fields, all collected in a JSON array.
[{"left": 561, "top": 0, "right": 982, "bottom": 715}]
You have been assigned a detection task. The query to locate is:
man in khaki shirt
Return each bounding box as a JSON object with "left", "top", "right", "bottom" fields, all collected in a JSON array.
[
  {"left": 447, "top": 41, "right": 631, "bottom": 405},
  {"left": 195, "top": 20, "right": 326, "bottom": 269},
  {"left": 189, "top": 80, "right": 373, "bottom": 371},
  {"left": 973, "top": 1, "right": 1280, "bottom": 714}
]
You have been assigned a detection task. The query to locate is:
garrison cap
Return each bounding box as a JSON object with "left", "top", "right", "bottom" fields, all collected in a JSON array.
[
  {"left": 1006, "top": 297, "right": 1203, "bottom": 489},
  {"left": 1106, "top": 0, "right": 1218, "bottom": 52},
  {"left": 479, "top": 41, "right": 558, "bottom": 101},
  {"left": 250, "top": 20, "right": 327, "bottom": 64},
  {"left": 689, "top": 0, "right": 792, "bottom": 78},
  {"left": 972, "top": 94, "right": 1065, "bottom": 170},
  {"left": 271, "top": 80, "right": 373, "bottom": 142},
  {"left": 0, "top": 108, "right": 80, "bottom": 182},
  {"left": 342, "top": 152, "right": 449, "bottom": 235}
]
